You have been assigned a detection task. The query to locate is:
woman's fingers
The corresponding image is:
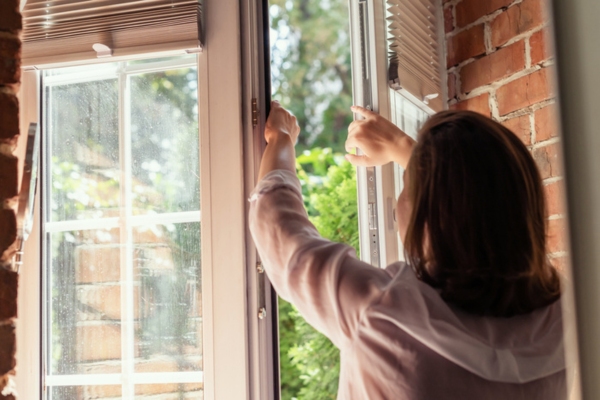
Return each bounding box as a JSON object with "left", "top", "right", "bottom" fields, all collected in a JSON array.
[
  {"left": 351, "top": 105, "right": 376, "bottom": 119},
  {"left": 345, "top": 130, "right": 365, "bottom": 153},
  {"left": 345, "top": 153, "right": 375, "bottom": 167}
]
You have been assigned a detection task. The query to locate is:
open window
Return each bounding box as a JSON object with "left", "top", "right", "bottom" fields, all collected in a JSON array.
[{"left": 16, "top": 1, "right": 278, "bottom": 399}]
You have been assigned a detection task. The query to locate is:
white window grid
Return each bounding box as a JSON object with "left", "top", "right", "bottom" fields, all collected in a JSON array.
[{"left": 41, "top": 56, "right": 203, "bottom": 396}]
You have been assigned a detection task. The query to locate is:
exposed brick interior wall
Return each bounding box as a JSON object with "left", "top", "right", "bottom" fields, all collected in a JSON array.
[
  {"left": 0, "top": 0, "right": 21, "bottom": 398},
  {"left": 444, "top": 0, "right": 567, "bottom": 270}
]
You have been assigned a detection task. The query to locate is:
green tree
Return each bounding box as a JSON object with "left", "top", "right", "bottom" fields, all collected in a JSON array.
[
  {"left": 270, "top": 0, "right": 353, "bottom": 153},
  {"left": 279, "top": 150, "right": 358, "bottom": 399}
]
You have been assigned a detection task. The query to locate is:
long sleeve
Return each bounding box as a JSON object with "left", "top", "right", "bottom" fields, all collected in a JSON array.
[{"left": 249, "top": 169, "right": 392, "bottom": 347}]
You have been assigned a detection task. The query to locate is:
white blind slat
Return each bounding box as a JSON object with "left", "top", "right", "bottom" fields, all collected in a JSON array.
[
  {"left": 387, "top": 0, "right": 443, "bottom": 111},
  {"left": 24, "top": 0, "right": 197, "bottom": 19},
  {"left": 22, "top": 0, "right": 203, "bottom": 67}
]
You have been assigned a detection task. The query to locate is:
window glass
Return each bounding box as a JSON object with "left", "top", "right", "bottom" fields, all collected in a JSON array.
[
  {"left": 50, "top": 386, "right": 121, "bottom": 399},
  {"left": 389, "top": 90, "right": 430, "bottom": 258},
  {"left": 43, "top": 56, "right": 202, "bottom": 399},
  {"left": 389, "top": 90, "right": 430, "bottom": 198},
  {"left": 130, "top": 69, "right": 200, "bottom": 214},
  {"left": 47, "top": 78, "right": 119, "bottom": 222}
]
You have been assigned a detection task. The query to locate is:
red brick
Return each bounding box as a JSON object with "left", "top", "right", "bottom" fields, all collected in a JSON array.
[
  {"left": 0, "top": 36, "right": 20, "bottom": 84},
  {"left": 491, "top": 0, "right": 545, "bottom": 48},
  {"left": 0, "top": 92, "right": 18, "bottom": 141},
  {"left": 547, "top": 217, "right": 567, "bottom": 254},
  {"left": 496, "top": 68, "right": 555, "bottom": 115},
  {"left": 448, "top": 72, "right": 457, "bottom": 100},
  {"left": 0, "top": 324, "right": 15, "bottom": 375},
  {"left": 530, "top": 28, "right": 553, "bottom": 65},
  {"left": 78, "top": 324, "right": 122, "bottom": 361},
  {"left": 0, "top": 211, "right": 16, "bottom": 262},
  {"left": 76, "top": 244, "right": 121, "bottom": 283},
  {"left": 444, "top": 6, "right": 454, "bottom": 34},
  {"left": 0, "top": 0, "right": 21, "bottom": 33},
  {"left": 0, "top": 269, "right": 17, "bottom": 320},
  {"left": 447, "top": 24, "right": 486, "bottom": 68},
  {"left": 450, "top": 93, "right": 491, "bottom": 117},
  {"left": 544, "top": 179, "right": 565, "bottom": 216},
  {"left": 534, "top": 103, "right": 559, "bottom": 142},
  {"left": 456, "top": 0, "right": 513, "bottom": 28},
  {"left": 533, "top": 142, "right": 561, "bottom": 180},
  {"left": 503, "top": 114, "right": 531, "bottom": 145},
  {"left": 460, "top": 41, "right": 526, "bottom": 93},
  {"left": 0, "top": 154, "right": 17, "bottom": 200}
]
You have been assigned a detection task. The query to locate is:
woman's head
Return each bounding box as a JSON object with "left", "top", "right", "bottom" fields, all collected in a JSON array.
[{"left": 401, "top": 110, "right": 560, "bottom": 317}]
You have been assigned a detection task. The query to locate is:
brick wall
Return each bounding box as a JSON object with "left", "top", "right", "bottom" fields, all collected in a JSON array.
[
  {"left": 0, "top": 0, "right": 21, "bottom": 398},
  {"left": 444, "top": 0, "right": 567, "bottom": 269}
]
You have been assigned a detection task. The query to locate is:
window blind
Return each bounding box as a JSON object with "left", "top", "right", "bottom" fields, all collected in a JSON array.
[
  {"left": 386, "top": 0, "right": 443, "bottom": 111},
  {"left": 22, "top": 0, "right": 203, "bottom": 67}
]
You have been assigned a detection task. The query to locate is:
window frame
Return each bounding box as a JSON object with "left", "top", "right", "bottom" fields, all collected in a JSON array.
[
  {"left": 349, "top": 0, "right": 443, "bottom": 267},
  {"left": 15, "top": 1, "right": 276, "bottom": 399}
]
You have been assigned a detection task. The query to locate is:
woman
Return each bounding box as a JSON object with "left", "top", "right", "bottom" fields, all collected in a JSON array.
[{"left": 249, "top": 101, "right": 566, "bottom": 399}]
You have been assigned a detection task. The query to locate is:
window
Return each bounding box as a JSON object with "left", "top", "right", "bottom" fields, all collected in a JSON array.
[
  {"left": 16, "top": 2, "right": 275, "bottom": 399},
  {"left": 42, "top": 56, "right": 202, "bottom": 398}
]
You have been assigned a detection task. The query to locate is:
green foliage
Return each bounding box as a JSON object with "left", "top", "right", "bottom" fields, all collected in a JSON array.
[
  {"left": 269, "top": 0, "right": 353, "bottom": 153},
  {"left": 270, "top": 0, "right": 356, "bottom": 397},
  {"left": 279, "top": 149, "right": 358, "bottom": 400}
]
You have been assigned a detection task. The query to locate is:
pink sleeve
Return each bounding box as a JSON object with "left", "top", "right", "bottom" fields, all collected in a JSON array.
[{"left": 249, "top": 170, "right": 393, "bottom": 347}]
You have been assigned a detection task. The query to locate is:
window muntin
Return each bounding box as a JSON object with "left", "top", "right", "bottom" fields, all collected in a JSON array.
[{"left": 42, "top": 56, "right": 203, "bottom": 398}]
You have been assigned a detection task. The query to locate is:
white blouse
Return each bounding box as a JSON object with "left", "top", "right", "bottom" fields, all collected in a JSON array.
[{"left": 249, "top": 169, "right": 566, "bottom": 399}]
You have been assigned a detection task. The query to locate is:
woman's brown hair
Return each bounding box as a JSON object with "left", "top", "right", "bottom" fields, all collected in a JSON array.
[{"left": 404, "top": 110, "right": 561, "bottom": 317}]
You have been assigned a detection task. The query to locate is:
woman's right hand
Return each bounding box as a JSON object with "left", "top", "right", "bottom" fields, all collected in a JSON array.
[
  {"left": 265, "top": 101, "right": 300, "bottom": 144},
  {"left": 345, "top": 106, "right": 415, "bottom": 168}
]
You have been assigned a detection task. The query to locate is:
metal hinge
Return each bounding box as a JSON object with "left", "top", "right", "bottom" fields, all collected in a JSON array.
[
  {"left": 257, "top": 260, "right": 266, "bottom": 320},
  {"left": 252, "top": 98, "right": 259, "bottom": 128}
]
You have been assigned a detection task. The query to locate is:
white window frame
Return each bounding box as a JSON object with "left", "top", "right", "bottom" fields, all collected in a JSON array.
[{"left": 15, "top": 1, "right": 277, "bottom": 399}]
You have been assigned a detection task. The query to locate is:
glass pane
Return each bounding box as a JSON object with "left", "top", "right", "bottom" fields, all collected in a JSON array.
[
  {"left": 133, "top": 222, "right": 202, "bottom": 373},
  {"left": 135, "top": 384, "right": 203, "bottom": 399},
  {"left": 50, "top": 385, "right": 121, "bottom": 400},
  {"left": 390, "top": 91, "right": 430, "bottom": 197},
  {"left": 130, "top": 68, "right": 200, "bottom": 214},
  {"left": 47, "top": 229, "right": 121, "bottom": 375},
  {"left": 46, "top": 79, "right": 120, "bottom": 222},
  {"left": 389, "top": 90, "right": 429, "bottom": 139}
]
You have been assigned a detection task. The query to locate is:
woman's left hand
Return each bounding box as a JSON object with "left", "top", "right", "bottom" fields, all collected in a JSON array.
[{"left": 345, "top": 106, "right": 415, "bottom": 168}]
